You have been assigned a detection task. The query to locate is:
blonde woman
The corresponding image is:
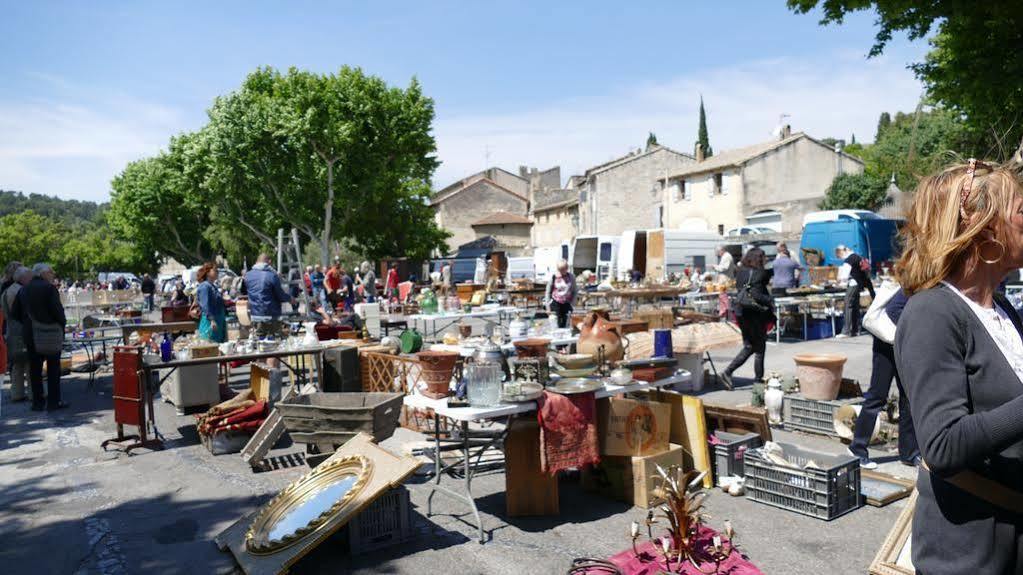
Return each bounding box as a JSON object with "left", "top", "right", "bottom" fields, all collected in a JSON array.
[{"left": 896, "top": 160, "right": 1023, "bottom": 574}]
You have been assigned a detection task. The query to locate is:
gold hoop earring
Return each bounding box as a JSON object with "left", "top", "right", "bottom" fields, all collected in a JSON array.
[{"left": 979, "top": 239, "right": 1006, "bottom": 265}]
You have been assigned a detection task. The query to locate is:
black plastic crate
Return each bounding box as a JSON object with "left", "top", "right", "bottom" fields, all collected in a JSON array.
[
  {"left": 347, "top": 486, "right": 413, "bottom": 554},
  {"left": 783, "top": 394, "right": 863, "bottom": 436},
  {"left": 744, "top": 442, "right": 862, "bottom": 520},
  {"left": 711, "top": 430, "right": 761, "bottom": 480}
]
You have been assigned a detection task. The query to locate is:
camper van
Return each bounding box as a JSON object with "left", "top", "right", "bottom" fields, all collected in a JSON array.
[
  {"left": 570, "top": 235, "right": 618, "bottom": 280},
  {"left": 619, "top": 230, "right": 721, "bottom": 281}
]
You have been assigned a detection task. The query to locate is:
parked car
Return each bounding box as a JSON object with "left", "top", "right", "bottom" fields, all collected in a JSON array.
[{"left": 725, "top": 226, "right": 775, "bottom": 237}]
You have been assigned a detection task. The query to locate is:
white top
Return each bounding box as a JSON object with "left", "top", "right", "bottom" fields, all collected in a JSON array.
[{"left": 941, "top": 281, "right": 1023, "bottom": 383}]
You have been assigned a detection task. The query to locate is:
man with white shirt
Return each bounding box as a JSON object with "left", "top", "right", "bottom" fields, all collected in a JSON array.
[
  {"left": 836, "top": 245, "right": 874, "bottom": 337},
  {"left": 713, "top": 245, "right": 736, "bottom": 279}
]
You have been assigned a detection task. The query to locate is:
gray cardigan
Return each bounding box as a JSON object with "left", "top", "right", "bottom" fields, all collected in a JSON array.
[{"left": 896, "top": 284, "right": 1023, "bottom": 575}]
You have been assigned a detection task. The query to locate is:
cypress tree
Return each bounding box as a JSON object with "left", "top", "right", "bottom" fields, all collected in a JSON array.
[{"left": 697, "top": 97, "right": 713, "bottom": 157}]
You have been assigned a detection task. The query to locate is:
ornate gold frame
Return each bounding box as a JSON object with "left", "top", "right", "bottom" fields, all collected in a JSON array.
[
  {"left": 869, "top": 490, "right": 916, "bottom": 575},
  {"left": 245, "top": 455, "right": 373, "bottom": 554}
]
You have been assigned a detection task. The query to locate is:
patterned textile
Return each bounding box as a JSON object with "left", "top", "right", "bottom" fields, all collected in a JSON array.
[
  {"left": 581, "top": 526, "right": 762, "bottom": 575},
  {"left": 537, "top": 390, "right": 599, "bottom": 475}
]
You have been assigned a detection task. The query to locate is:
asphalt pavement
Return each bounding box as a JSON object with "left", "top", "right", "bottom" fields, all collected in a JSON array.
[{"left": 0, "top": 333, "right": 915, "bottom": 575}]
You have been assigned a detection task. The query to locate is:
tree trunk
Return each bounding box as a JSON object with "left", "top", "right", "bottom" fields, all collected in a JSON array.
[{"left": 321, "top": 159, "right": 336, "bottom": 267}]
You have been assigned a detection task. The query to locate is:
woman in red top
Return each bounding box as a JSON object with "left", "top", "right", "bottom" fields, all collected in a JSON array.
[{"left": 385, "top": 264, "right": 400, "bottom": 301}]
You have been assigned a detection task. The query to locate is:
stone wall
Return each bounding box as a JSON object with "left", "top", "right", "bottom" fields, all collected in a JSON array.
[
  {"left": 472, "top": 223, "right": 533, "bottom": 256},
  {"left": 532, "top": 204, "right": 578, "bottom": 249},
  {"left": 433, "top": 179, "right": 527, "bottom": 253},
  {"left": 663, "top": 171, "right": 745, "bottom": 235},
  {"left": 581, "top": 147, "right": 693, "bottom": 236},
  {"left": 742, "top": 138, "right": 863, "bottom": 233}
]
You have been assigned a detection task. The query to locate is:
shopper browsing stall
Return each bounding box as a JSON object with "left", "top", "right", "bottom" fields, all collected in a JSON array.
[
  {"left": 770, "top": 242, "right": 802, "bottom": 294},
  {"left": 243, "top": 253, "right": 294, "bottom": 337},
  {"left": 836, "top": 244, "right": 875, "bottom": 337},
  {"left": 896, "top": 160, "right": 1023, "bottom": 574},
  {"left": 360, "top": 261, "right": 377, "bottom": 303},
  {"left": 545, "top": 259, "right": 577, "bottom": 329},
  {"left": 195, "top": 263, "right": 227, "bottom": 343},
  {"left": 10, "top": 263, "right": 68, "bottom": 411},
  {"left": 719, "top": 247, "right": 773, "bottom": 389},
  {"left": 2, "top": 266, "right": 31, "bottom": 403}
]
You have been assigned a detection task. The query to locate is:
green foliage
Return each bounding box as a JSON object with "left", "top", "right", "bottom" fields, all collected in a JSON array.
[
  {"left": 697, "top": 97, "right": 712, "bottom": 157},
  {"left": 646, "top": 132, "right": 658, "bottom": 148},
  {"left": 0, "top": 211, "right": 69, "bottom": 271},
  {"left": 861, "top": 107, "right": 972, "bottom": 191},
  {"left": 819, "top": 172, "right": 888, "bottom": 211},
  {"left": 876, "top": 112, "right": 891, "bottom": 140},
  {"left": 787, "top": 0, "right": 1023, "bottom": 158},
  {"left": 0, "top": 190, "right": 104, "bottom": 226}
]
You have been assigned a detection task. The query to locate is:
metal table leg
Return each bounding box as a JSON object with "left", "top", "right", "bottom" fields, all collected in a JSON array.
[{"left": 424, "top": 416, "right": 499, "bottom": 544}]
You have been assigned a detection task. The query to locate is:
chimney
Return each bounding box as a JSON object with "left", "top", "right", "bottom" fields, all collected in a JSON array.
[
  {"left": 519, "top": 166, "right": 529, "bottom": 178},
  {"left": 695, "top": 142, "right": 705, "bottom": 162},
  {"left": 781, "top": 124, "right": 792, "bottom": 139}
]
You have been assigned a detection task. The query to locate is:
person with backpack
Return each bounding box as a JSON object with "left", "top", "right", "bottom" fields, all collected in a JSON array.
[
  {"left": 836, "top": 244, "right": 875, "bottom": 338},
  {"left": 718, "top": 247, "right": 773, "bottom": 390}
]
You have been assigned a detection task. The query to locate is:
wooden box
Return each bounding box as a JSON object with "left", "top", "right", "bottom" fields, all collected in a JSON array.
[
  {"left": 505, "top": 417, "right": 559, "bottom": 516},
  {"left": 278, "top": 392, "right": 404, "bottom": 449},
  {"left": 633, "top": 308, "right": 674, "bottom": 330},
  {"left": 188, "top": 343, "right": 220, "bottom": 359},
  {"left": 581, "top": 444, "right": 684, "bottom": 508},
  {"left": 598, "top": 396, "right": 671, "bottom": 457}
]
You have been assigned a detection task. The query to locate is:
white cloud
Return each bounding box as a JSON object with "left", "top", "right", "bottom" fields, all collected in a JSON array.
[
  {"left": 431, "top": 53, "right": 923, "bottom": 186},
  {"left": 0, "top": 82, "right": 189, "bottom": 202}
]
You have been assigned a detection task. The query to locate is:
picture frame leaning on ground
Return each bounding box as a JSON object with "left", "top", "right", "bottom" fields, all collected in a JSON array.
[{"left": 869, "top": 490, "right": 916, "bottom": 575}]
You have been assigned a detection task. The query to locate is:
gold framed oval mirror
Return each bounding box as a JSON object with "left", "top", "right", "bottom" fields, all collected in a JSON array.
[{"left": 245, "top": 455, "right": 372, "bottom": 554}]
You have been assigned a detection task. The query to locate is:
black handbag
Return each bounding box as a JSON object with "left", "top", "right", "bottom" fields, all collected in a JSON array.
[{"left": 735, "top": 272, "right": 769, "bottom": 313}]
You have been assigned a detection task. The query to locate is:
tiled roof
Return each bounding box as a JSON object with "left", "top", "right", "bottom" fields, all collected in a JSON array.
[
  {"left": 533, "top": 188, "right": 578, "bottom": 211},
  {"left": 471, "top": 211, "right": 533, "bottom": 226},
  {"left": 666, "top": 132, "right": 862, "bottom": 180}
]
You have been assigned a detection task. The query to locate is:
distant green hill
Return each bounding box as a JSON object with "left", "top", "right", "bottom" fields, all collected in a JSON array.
[{"left": 0, "top": 190, "right": 106, "bottom": 227}]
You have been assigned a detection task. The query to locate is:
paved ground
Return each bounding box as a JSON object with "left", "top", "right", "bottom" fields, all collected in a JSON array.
[{"left": 0, "top": 333, "right": 915, "bottom": 575}]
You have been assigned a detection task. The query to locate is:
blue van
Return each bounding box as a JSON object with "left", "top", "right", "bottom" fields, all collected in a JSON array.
[{"left": 799, "top": 215, "right": 900, "bottom": 268}]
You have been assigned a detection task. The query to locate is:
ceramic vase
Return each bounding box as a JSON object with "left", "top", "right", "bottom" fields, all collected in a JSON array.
[
  {"left": 417, "top": 350, "right": 459, "bottom": 399},
  {"left": 764, "top": 375, "right": 784, "bottom": 424}
]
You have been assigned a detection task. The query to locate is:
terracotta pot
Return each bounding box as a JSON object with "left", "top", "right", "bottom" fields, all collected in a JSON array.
[
  {"left": 577, "top": 311, "right": 626, "bottom": 364},
  {"left": 794, "top": 353, "right": 847, "bottom": 400},
  {"left": 513, "top": 338, "right": 550, "bottom": 358},
  {"left": 417, "top": 350, "right": 459, "bottom": 399}
]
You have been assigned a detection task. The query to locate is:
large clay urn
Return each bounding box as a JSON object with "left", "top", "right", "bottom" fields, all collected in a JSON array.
[
  {"left": 577, "top": 311, "right": 626, "bottom": 364},
  {"left": 417, "top": 350, "right": 459, "bottom": 399},
  {"left": 794, "top": 353, "right": 847, "bottom": 400}
]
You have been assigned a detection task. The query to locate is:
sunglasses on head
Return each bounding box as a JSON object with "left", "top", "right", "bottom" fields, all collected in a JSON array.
[{"left": 959, "top": 158, "right": 994, "bottom": 219}]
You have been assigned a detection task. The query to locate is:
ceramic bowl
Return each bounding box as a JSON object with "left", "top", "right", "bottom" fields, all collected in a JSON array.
[{"left": 552, "top": 353, "right": 596, "bottom": 369}]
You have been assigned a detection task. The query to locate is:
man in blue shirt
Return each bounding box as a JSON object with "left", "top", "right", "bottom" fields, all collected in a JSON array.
[
  {"left": 770, "top": 242, "right": 802, "bottom": 295},
  {"left": 243, "top": 253, "right": 293, "bottom": 338}
]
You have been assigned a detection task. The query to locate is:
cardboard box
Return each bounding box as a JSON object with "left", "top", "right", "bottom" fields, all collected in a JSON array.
[
  {"left": 634, "top": 308, "right": 674, "bottom": 330},
  {"left": 598, "top": 396, "right": 671, "bottom": 457},
  {"left": 581, "top": 444, "right": 685, "bottom": 508}
]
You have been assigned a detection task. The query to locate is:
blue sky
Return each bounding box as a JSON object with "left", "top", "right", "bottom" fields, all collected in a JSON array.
[{"left": 0, "top": 1, "right": 929, "bottom": 202}]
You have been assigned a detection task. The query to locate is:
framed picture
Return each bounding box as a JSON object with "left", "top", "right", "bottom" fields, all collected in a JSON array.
[
  {"left": 861, "top": 470, "right": 915, "bottom": 507},
  {"left": 869, "top": 490, "right": 916, "bottom": 575}
]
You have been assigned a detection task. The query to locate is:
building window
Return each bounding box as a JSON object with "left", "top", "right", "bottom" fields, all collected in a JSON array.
[
  {"left": 717, "top": 224, "right": 725, "bottom": 235},
  {"left": 657, "top": 205, "right": 664, "bottom": 227},
  {"left": 720, "top": 172, "right": 729, "bottom": 195},
  {"left": 713, "top": 173, "right": 723, "bottom": 195},
  {"left": 683, "top": 180, "right": 691, "bottom": 201}
]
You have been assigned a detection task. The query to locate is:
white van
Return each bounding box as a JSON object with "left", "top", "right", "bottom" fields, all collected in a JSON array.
[
  {"left": 571, "top": 236, "right": 619, "bottom": 280},
  {"left": 533, "top": 246, "right": 565, "bottom": 284},
  {"left": 505, "top": 257, "right": 535, "bottom": 283},
  {"left": 619, "top": 229, "right": 721, "bottom": 281}
]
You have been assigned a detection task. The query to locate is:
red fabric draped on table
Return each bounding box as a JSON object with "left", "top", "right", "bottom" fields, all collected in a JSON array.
[
  {"left": 582, "top": 526, "right": 763, "bottom": 575},
  {"left": 536, "top": 390, "right": 599, "bottom": 474}
]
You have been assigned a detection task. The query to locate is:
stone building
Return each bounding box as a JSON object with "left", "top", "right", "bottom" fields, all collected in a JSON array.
[
  {"left": 662, "top": 129, "right": 864, "bottom": 235},
  {"left": 877, "top": 174, "right": 910, "bottom": 220},
  {"left": 576, "top": 144, "right": 695, "bottom": 236},
  {"left": 470, "top": 211, "right": 533, "bottom": 256},
  {"left": 531, "top": 188, "right": 579, "bottom": 248},
  {"left": 430, "top": 167, "right": 530, "bottom": 253}
]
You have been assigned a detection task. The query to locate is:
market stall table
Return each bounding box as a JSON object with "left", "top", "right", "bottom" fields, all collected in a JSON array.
[
  {"left": 405, "top": 372, "right": 691, "bottom": 544},
  {"left": 408, "top": 306, "right": 519, "bottom": 342},
  {"left": 772, "top": 293, "right": 845, "bottom": 343}
]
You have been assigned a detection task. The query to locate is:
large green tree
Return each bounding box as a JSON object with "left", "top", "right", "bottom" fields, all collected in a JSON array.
[
  {"left": 819, "top": 172, "right": 888, "bottom": 210},
  {"left": 787, "top": 0, "right": 1023, "bottom": 157},
  {"left": 109, "top": 134, "right": 216, "bottom": 266},
  {"left": 200, "top": 66, "right": 448, "bottom": 265}
]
